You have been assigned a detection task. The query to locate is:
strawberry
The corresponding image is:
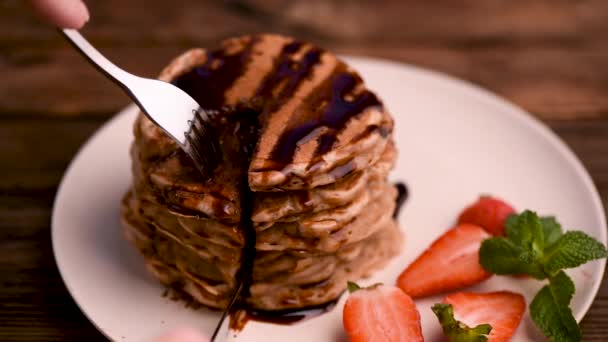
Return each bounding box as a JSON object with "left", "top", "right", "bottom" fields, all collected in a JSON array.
[
  {"left": 397, "top": 224, "right": 492, "bottom": 298},
  {"left": 434, "top": 291, "right": 526, "bottom": 342},
  {"left": 457, "top": 196, "right": 516, "bottom": 236},
  {"left": 343, "top": 282, "right": 423, "bottom": 342}
]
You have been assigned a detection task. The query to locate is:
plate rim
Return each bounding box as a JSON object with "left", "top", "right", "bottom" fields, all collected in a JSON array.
[{"left": 52, "top": 55, "right": 607, "bottom": 339}]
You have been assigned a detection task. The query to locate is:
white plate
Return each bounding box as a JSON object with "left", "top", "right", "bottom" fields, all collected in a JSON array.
[{"left": 53, "top": 56, "right": 606, "bottom": 341}]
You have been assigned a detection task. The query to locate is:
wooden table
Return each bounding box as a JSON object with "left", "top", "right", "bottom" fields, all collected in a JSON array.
[{"left": 1, "top": 1, "right": 607, "bottom": 340}]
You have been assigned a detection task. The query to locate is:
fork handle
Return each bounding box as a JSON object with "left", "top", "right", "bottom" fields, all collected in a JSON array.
[{"left": 60, "top": 29, "right": 137, "bottom": 90}]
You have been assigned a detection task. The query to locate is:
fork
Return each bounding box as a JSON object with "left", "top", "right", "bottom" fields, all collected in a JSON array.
[{"left": 60, "top": 29, "right": 220, "bottom": 177}]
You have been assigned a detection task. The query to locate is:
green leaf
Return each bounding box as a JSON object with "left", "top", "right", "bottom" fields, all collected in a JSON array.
[
  {"left": 347, "top": 281, "right": 384, "bottom": 293},
  {"left": 347, "top": 281, "right": 361, "bottom": 293},
  {"left": 480, "top": 211, "right": 608, "bottom": 280},
  {"left": 530, "top": 271, "right": 581, "bottom": 342},
  {"left": 543, "top": 231, "right": 608, "bottom": 276},
  {"left": 432, "top": 303, "right": 492, "bottom": 342},
  {"left": 541, "top": 216, "right": 563, "bottom": 246},
  {"left": 505, "top": 210, "right": 532, "bottom": 246},
  {"left": 479, "top": 237, "right": 545, "bottom": 279},
  {"left": 480, "top": 209, "right": 607, "bottom": 341}
]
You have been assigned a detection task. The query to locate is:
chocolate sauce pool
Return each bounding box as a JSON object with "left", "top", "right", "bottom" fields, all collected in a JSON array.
[
  {"left": 394, "top": 182, "right": 408, "bottom": 218},
  {"left": 229, "top": 299, "right": 339, "bottom": 332}
]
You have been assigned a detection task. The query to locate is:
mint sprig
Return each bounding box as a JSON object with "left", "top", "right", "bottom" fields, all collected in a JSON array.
[
  {"left": 432, "top": 303, "right": 492, "bottom": 342},
  {"left": 543, "top": 231, "right": 608, "bottom": 276},
  {"left": 479, "top": 210, "right": 607, "bottom": 342},
  {"left": 481, "top": 210, "right": 607, "bottom": 279},
  {"left": 530, "top": 271, "right": 581, "bottom": 342}
]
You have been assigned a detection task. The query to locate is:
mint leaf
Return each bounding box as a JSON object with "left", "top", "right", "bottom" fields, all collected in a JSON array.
[
  {"left": 480, "top": 210, "right": 548, "bottom": 279},
  {"left": 432, "top": 303, "right": 492, "bottom": 342},
  {"left": 530, "top": 271, "right": 581, "bottom": 342},
  {"left": 541, "top": 216, "right": 563, "bottom": 246},
  {"left": 479, "top": 238, "right": 545, "bottom": 279},
  {"left": 505, "top": 210, "right": 545, "bottom": 249},
  {"left": 543, "top": 231, "right": 608, "bottom": 276},
  {"left": 480, "top": 211, "right": 607, "bottom": 280}
]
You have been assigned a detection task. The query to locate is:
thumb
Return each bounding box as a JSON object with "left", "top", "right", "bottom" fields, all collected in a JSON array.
[{"left": 27, "top": 0, "right": 89, "bottom": 29}]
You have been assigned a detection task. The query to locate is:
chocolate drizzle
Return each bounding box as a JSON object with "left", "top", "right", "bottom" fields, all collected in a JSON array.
[
  {"left": 173, "top": 37, "right": 256, "bottom": 109},
  {"left": 256, "top": 42, "right": 321, "bottom": 102},
  {"left": 173, "top": 43, "right": 263, "bottom": 330},
  {"left": 229, "top": 299, "right": 339, "bottom": 331},
  {"left": 314, "top": 73, "right": 381, "bottom": 155},
  {"left": 174, "top": 35, "right": 383, "bottom": 169},
  {"left": 270, "top": 70, "right": 382, "bottom": 165},
  {"left": 393, "top": 182, "right": 408, "bottom": 218}
]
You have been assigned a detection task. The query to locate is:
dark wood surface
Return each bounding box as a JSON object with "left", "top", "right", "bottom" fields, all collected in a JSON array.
[{"left": 1, "top": 0, "right": 607, "bottom": 340}]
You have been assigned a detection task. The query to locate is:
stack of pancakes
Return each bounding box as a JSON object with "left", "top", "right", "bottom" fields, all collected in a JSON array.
[{"left": 121, "top": 34, "right": 402, "bottom": 311}]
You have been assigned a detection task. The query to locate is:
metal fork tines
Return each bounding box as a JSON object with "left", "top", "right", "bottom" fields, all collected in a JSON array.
[
  {"left": 185, "top": 109, "right": 221, "bottom": 175},
  {"left": 60, "top": 28, "right": 220, "bottom": 177}
]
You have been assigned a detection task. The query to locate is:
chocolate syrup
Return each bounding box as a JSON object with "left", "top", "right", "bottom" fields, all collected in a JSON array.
[
  {"left": 270, "top": 69, "right": 382, "bottom": 165},
  {"left": 393, "top": 182, "right": 408, "bottom": 218},
  {"left": 213, "top": 109, "right": 259, "bottom": 304},
  {"left": 315, "top": 73, "right": 382, "bottom": 155},
  {"left": 229, "top": 299, "right": 339, "bottom": 332},
  {"left": 173, "top": 37, "right": 257, "bottom": 109},
  {"left": 256, "top": 42, "right": 321, "bottom": 102},
  {"left": 174, "top": 35, "right": 384, "bottom": 169}
]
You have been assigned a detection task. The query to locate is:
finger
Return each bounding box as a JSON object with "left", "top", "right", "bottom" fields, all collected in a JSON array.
[
  {"left": 27, "top": 0, "right": 89, "bottom": 29},
  {"left": 154, "top": 327, "right": 209, "bottom": 342}
]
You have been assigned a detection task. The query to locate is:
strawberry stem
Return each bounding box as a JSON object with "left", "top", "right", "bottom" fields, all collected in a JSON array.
[
  {"left": 347, "top": 281, "right": 361, "bottom": 293},
  {"left": 432, "top": 303, "right": 492, "bottom": 342}
]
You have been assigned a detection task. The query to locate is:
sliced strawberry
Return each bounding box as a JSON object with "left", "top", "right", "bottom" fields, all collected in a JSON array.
[
  {"left": 441, "top": 291, "right": 526, "bottom": 342},
  {"left": 457, "top": 196, "right": 516, "bottom": 236},
  {"left": 397, "top": 224, "right": 492, "bottom": 298},
  {"left": 343, "top": 282, "right": 423, "bottom": 342}
]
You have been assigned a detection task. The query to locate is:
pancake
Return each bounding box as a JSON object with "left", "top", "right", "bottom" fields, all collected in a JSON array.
[
  {"left": 136, "top": 34, "right": 393, "bottom": 192},
  {"left": 122, "top": 188, "right": 400, "bottom": 310},
  {"left": 121, "top": 191, "right": 240, "bottom": 309},
  {"left": 252, "top": 140, "right": 396, "bottom": 224},
  {"left": 122, "top": 33, "right": 401, "bottom": 311},
  {"left": 255, "top": 185, "right": 397, "bottom": 252},
  {"left": 248, "top": 221, "right": 402, "bottom": 310}
]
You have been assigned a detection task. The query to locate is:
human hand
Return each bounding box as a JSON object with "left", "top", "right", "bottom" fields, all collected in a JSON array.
[
  {"left": 154, "top": 327, "right": 209, "bottom": 342},
  {"left": 27, "top": 0, "right": 89, "bottom": 29}
]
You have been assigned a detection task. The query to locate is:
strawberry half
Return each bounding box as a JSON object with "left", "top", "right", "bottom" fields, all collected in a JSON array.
[
  {"left": 397, "top": 224, "right": 492, "bottom": 298},
  {"left": 457, "top": 196, "right": 516, "bottom": 236},
  {"left": 343, "top": 282, "right": 423, "bottom": 342},
  {"left": 435, "top": 291, "right": 526, "bottom": 342}
]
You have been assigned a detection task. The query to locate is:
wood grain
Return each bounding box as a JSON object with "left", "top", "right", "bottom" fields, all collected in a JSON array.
[
  {"left": 4, "top": 43, "right": 608, "bottom": 120},
  {"left": 0, "top": 0, "right": 607, "bottom": 340},
  {"left": 2, "top": 0, "right": 608, "bottom": 120}
]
